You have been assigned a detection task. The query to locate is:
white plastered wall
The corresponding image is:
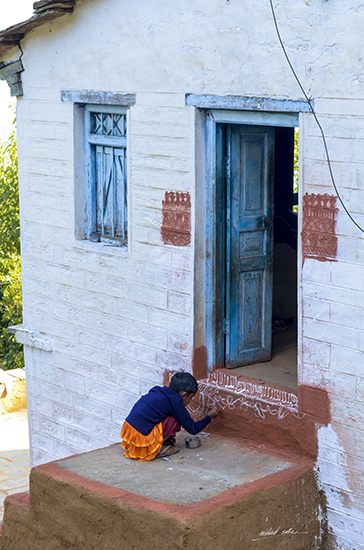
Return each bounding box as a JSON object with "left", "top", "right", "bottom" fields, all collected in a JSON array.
[
  {"left": 13, "top": 0, "right": 364, "bottom": 546},
  {"left": 300, "top": 104, "right": 364, "bottom": 548}
]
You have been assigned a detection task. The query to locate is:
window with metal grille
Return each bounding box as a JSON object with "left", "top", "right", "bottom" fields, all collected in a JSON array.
[{"left": 84, "top": 105, "right": 127, "bottom": 245}]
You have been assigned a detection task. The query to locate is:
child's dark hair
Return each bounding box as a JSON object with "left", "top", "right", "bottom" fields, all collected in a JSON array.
[{"left": 169, "top": 372, "right": 198, "bottom": 394}]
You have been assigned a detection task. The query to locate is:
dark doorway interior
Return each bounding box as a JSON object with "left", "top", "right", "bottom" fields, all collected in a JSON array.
[{"left": 272, "top": 127, "right": 297, "bottom": 354}]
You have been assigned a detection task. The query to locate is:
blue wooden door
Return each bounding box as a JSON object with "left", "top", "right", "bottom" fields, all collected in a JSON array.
[{"left": 223, "top": 124, "right": 274, "bottom": 367}]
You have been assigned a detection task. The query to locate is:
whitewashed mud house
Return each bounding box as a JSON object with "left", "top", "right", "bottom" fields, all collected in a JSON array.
[{"left": 0, "top": 0, "right": 364, "bottom": 547}]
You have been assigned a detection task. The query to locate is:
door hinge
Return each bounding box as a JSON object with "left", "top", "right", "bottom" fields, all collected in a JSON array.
[
  {"left": 224, "top": 156, "right": 230, "bottom": 179},
  {"left": 222, "top": 318, "right": 230, "bottom": 335}
]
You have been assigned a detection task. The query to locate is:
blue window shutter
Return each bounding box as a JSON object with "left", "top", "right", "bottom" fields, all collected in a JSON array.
[
  {"left": 85, "top": 105, "right": 127, "bottom": 244},
  {"left": 114, "top": 147, "right": 127, "bottom": 240}
]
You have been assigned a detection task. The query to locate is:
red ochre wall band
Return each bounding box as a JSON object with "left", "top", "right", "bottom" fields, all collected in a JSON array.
[{"left": 164, "top": 366, "right": 330, "bottom": 462}]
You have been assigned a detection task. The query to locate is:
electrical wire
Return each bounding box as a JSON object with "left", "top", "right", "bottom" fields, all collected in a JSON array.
[
  {"left": 18, "top": 43, "right": 24, "bottom": 61},
  {"left": 269, "top": 0, "right": 364, "bottom": 235}
]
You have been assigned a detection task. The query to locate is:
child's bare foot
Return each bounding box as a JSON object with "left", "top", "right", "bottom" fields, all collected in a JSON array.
[
  {"left": 163, "top": 435, "right": 176, "bottom": 446},
  {"left": 156, "top": 444, "right": 180, "bottom": 458}
]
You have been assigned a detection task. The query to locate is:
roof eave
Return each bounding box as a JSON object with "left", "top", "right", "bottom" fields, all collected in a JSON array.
[
  {"left": 0, "top": 2, "right": 77, "bottom": 58},
  {"left": 0, "top": 1, "right": 77, "bottom": 95}
]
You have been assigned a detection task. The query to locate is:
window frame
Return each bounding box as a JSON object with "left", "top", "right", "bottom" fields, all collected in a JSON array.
[{"left": 84, "top": 104, "right": 128, "bottom": 246}]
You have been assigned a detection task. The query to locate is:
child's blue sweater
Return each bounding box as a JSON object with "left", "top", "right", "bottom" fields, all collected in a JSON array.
[{"left": 125, "top": 386, "right": 211, "bottom": 436}]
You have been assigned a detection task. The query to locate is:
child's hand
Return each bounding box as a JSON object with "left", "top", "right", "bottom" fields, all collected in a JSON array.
[{"left": 208, "top": 407, "right": 219, "bottom": 419}]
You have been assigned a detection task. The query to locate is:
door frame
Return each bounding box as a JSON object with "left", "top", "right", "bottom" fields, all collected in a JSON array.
[{"left": 204, "top": 108, "right": 300, "bottom": 372}]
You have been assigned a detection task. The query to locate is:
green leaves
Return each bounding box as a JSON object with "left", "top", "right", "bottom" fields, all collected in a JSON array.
[
  {"left": 0, "top": 126, "right": 20, "bottom": 259},
  {"left": 294, "top": 127, "right": 299, "bottom": 194},
  {"left": 0, "top": 118, "right": 23, "bottom": 370}
]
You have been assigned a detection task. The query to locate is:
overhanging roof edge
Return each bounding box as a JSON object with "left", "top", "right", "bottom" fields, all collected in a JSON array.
[{"left": 0, "top": 1, "right": 77, "bottom": 58}]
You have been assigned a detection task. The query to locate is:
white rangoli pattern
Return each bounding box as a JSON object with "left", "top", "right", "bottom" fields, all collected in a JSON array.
[{"left": 167, "top": 370, "right": 304, "bottom": 421}]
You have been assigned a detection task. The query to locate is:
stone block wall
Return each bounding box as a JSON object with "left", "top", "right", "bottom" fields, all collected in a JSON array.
[{"left": 17, "top": 91, "right": 194, "bottom": 466}]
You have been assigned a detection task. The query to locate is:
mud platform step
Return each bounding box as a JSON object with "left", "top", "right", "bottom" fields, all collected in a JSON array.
[{"left": 0, "top": 433, "right": 326, "bottom": 550}]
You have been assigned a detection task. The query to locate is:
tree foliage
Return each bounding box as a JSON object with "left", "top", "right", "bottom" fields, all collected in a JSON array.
[
  {"left": 294, "top": 127, "right": 299, "bottom": 194},
  {"left": 0, "top": 119, "right": 23, "bottom": 370}
]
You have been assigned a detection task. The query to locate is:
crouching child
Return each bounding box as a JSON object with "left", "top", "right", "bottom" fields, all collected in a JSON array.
[{"left": 121, "top": 372, "right": 219, "bottom": 461}]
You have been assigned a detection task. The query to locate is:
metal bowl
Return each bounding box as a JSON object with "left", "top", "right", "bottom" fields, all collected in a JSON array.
[{"left": 185, "top": 435, "right": 201, "bottom": 449}]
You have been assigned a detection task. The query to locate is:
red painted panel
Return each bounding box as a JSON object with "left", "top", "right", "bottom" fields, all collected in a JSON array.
[
  {"left": 161, "top": 191, "right": 191, "bottom": 246},
  {"left": 302, "top": 193, "right": 338, "bottom": 262}
]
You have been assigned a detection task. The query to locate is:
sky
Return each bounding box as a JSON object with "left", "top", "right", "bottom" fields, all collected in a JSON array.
[{"left": 0, "top": 0, "right": 33, "bottom": 142}]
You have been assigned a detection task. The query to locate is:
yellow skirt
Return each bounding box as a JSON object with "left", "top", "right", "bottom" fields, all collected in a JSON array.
[{"left": 120, "top": 420, "right": 164, "bottom": 461}]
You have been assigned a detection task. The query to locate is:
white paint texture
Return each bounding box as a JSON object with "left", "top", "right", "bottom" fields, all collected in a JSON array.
[{"left": 6, "top": 0, "right": 364, "bottom": 546}]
